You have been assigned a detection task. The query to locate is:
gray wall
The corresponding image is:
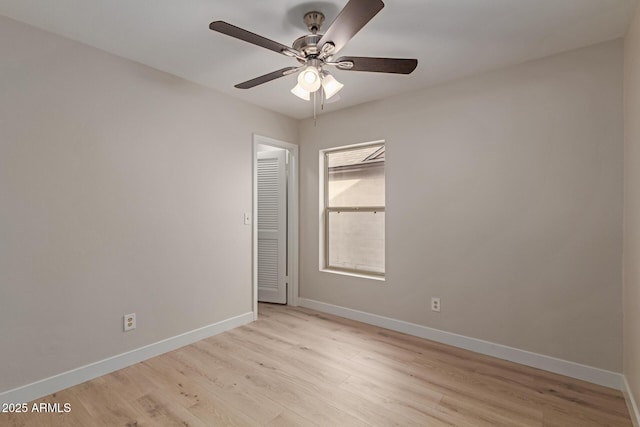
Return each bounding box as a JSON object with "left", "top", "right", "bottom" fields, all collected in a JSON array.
[
  {"left": 624, "top": 0, "right": 640, "bottom": 414},
  {"left": 299, "top": 40, "right": 624, "bottom": 372},
  {"left": 0, "top": 16, "right": 297, "bottom": 392}
]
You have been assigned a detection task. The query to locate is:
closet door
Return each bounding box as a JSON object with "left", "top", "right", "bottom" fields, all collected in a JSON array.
[{"left": 257, "top": 150, "right": 287, "bottom": 304}]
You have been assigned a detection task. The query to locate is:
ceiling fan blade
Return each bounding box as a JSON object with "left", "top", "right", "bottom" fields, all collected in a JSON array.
[
  {"left": 318, "top": 0, "right": 384, "bottom": 54},
  {"left": 335, "top": 56, "right": 418, "bottom": 74},
  {"left": 210, "top": 21, "right": 297, "bottom": 57},
  {"left": 234, "top": 67, "right": 300, "bottom": 89}
]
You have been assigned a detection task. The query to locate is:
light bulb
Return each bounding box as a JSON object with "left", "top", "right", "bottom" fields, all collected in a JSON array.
[
  {"left": 303, "top": 70, "right": 317, "bottom": 84},
  {"left": 321, "top": 73, "right": 344, "bottom": 100},
  {"left": 298, "top": 66, "right": 321, "bottom": 92}
]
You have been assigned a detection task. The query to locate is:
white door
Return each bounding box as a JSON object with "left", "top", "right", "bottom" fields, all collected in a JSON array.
[{"left": 257, "top": 150, "right": 287, "bottom": 304}]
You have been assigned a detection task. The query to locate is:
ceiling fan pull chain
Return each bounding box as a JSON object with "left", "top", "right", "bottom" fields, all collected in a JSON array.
[{"left": 313, "top": 91, "right": 317, "bottom": 126}]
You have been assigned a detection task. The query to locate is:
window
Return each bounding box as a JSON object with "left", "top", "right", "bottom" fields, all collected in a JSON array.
[{"left": 322, "top": 142, "right": 385, "bottom": 277}]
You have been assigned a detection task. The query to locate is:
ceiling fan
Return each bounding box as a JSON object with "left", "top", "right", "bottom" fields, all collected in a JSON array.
[{"left": 209, "top": 0, "right": 418, "bottom": 102}]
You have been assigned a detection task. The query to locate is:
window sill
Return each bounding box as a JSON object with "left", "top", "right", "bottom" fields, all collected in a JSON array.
[{"left": 320, "top": 268, "right": 385, "bottom": 282}]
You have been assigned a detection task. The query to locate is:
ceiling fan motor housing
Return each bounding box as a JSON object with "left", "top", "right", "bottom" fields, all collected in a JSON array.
[
  {"left": 292, "top": 34, "right": 322, "bottom": 59},
  {"left": 292, "top": 11, "right": 327, "bottom": 60}
]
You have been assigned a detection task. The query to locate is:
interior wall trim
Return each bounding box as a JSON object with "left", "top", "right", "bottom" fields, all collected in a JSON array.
[
  {"left": 298, "top": 298, "right": 624, "bottom": 390},
  {"left": 0, "top": 312, "right": 254, "bottom": 406},
  {"left": 624, "top": 376, "right": 640, "bottom": 427}
]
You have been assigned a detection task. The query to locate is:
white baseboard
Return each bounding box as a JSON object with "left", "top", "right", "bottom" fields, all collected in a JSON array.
[
  {"left": 298, "top": 298, "right": 623, "bottom": 390},
  {"left": 0, "top": 312, "right": 253, "bottom": 406},
  {"left": 624, "top": 376, "right": 640, "bottom": 427}
]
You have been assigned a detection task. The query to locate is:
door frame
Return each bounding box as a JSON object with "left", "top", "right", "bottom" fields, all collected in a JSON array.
[{"left": 252, "top": 134, "right": 299, "bottom": 319}]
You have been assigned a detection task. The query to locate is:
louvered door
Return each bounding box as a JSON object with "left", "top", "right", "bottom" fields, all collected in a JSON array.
[{"left": 257, "top": 150, "right": 287, "bottom": 304}]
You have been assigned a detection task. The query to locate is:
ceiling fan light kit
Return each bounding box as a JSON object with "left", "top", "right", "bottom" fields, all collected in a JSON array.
[
  {"left": 291, "top": 67, "right": 343, "bottom": 101},
  {"left": 209, "top": 0, "right": 417, "bottom": 111}
]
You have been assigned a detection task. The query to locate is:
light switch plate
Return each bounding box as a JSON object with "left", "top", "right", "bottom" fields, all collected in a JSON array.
[{"left": 244, "top": 212, "right": 251, "bottom": 225}]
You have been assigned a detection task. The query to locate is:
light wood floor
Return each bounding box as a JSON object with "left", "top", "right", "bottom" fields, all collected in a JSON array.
[{"left": 2, "top": 303, "right": 632, "bottom": 426}]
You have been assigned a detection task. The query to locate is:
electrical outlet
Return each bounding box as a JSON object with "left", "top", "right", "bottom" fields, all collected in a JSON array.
[
  {"left": 124, "top": 313, "right": 136, "bottom": 331},
  {"left": 431, "top": 297, "right": 441, "bottom": 312}
]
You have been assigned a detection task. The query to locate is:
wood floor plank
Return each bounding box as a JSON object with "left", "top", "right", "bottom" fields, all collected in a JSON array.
[
  {"left": 3, "top": 303, "right": 633, "bottom": 426},
  {"left": 264, "top": 409, "right": 319, "bottom": 427},
  {"left": 194, "top": 338, "right": 372, "bottom": 426},
  {"left": 338, "top": 374, "right": 448, "bottom": 426}
]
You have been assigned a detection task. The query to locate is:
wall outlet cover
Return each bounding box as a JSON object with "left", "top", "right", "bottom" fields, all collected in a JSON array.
[{"left": 124, "top": 313, "right": 136, "bottom": 331}]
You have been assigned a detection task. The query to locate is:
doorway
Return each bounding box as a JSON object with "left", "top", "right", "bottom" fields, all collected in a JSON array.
[{"left": 252, "top": 135, "right": 299, "bottom": 318}]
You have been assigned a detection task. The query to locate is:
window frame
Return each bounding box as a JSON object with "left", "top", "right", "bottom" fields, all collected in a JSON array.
[{"left": 322, "top": 142, "right": 385, "bottom": 278}]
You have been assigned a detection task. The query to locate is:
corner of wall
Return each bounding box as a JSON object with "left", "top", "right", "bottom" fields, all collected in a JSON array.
[
  {"left": 624, "top": 376, "right": 640, "bottom": 427},
  {"left": 624, "top": 0, "right": 640, "bottom": 422}
]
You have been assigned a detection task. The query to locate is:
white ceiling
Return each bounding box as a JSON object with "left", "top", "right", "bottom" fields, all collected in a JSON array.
[{"left": 0, "top": 0, "right": 636, "bottom": 119}]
